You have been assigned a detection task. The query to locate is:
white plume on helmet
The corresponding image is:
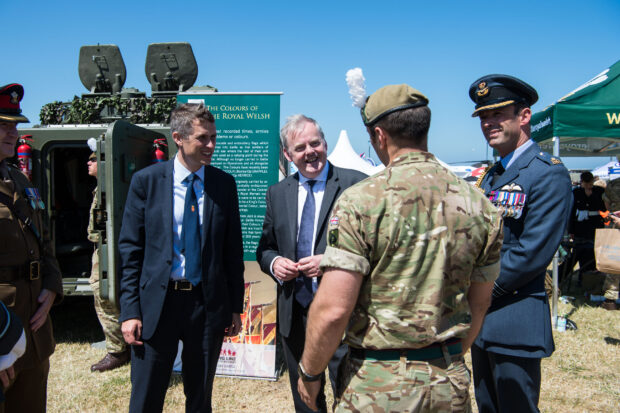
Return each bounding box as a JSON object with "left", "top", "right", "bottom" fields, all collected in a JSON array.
[
  {"left": 87, "top": 137, "right": 97, "bottom": 152},
  {"left": 346, "top": 68, "right": 367, "bottom": 109}
]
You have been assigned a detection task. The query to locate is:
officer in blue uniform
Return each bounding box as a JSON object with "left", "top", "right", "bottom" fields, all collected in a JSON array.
[{"left": 469, "top": 75, "right": 572, "bottom": 413}]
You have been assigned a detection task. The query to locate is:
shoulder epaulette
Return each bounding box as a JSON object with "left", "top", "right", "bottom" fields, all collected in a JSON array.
[{"left": 535, "top": 151, "right": 563, "bottom": 166}]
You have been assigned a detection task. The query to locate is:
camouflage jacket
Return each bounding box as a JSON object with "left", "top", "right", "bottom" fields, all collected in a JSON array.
[
  {"left": 320, "top": 151, "right": 503, "bottom": 350},
  {"left": 87, "top": 187, "right": 100, "bottom": 244}
]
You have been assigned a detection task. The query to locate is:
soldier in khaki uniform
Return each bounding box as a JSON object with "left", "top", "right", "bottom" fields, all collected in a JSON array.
[
  {"left": 86, "top": 141, "right": 129, "bottom": 371},
  {"left": 0, "top": 83, "right": 63, "bottom": 412},
  {"left": 297, "top": 83, "right": 504, "bottom": 412}
]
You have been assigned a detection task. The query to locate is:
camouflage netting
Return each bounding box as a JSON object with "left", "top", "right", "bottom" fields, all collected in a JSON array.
[{"left": 39, "top": 96, "right": 177, "bottom": 125}]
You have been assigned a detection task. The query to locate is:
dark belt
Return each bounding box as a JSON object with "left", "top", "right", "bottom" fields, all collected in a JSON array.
[
  {"left": 169, "top": 279, "right": 199, "bottom": 291},
  {"left": 350, "top": 339, "right": 462, "bottom": 362},
  {"left": 0, "top": 261, "right": 41, "bottom": 281}
]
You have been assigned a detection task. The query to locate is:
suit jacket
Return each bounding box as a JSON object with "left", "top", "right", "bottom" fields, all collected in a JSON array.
[
  {"left": 256, "top": 164, "right": 367, "bottom": 337},
  {"left": 119, "top": 159, "right": 245, "bottom": 341},
  {"left": 475, "top": 142, "right": 571, "bottom": 358}
]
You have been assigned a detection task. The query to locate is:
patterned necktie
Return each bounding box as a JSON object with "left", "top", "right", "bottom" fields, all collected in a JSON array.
[
  {"left": 181, "top": 173, "right": 202, "bottom": 286},
  {"left": 295, "top": 180, "right": 316, "bottom": 307}
]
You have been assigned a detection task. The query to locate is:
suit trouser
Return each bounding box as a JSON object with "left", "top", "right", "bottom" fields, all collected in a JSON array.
[
  {"left": 471, "top": 343, "right": 541, "bottom": 413},
  {"left": 128, "top": 284, "right": 224, "bottom": 413},
  {"left": 0, "top": 358, "right": 50, "bottom": 413},
  {"left": 282, "top": 299, "right": 348, "bottom": 413}
]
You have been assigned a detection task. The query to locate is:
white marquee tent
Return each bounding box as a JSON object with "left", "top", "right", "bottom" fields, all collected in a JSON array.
[{"left": 327, "top": 130, "right": 384, "bottom": 176}]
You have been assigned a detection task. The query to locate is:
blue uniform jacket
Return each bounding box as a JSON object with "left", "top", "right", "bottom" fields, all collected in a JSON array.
[{"left": 474, "top": 142, "right": 572, "bottom": 358}]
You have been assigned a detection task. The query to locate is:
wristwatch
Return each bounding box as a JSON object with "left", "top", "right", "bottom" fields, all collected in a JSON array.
[{"left": 297, "top": 361, "right": 321, "bottom": 382}]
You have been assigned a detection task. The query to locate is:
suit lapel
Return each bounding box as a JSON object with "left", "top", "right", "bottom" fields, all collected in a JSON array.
[
  {"left": 162, "top": 160, "right": 174, "bottom": 258},
  {"left": 285, "top": 173, "right": 299, "bottom": 249},
  {"left": 202, "top": 166, "right": 216, "bottom": 250},
  {"left": 317, "top": 165, "right": 339, "bottom": 244}
]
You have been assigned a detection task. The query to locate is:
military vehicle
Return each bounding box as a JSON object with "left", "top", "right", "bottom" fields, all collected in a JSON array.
[
  {"left": 17, "top": 42, "right": 214, "bottom": 304},
  {"left": 18, "top": 42, "right": 290, "bottom": 380}
]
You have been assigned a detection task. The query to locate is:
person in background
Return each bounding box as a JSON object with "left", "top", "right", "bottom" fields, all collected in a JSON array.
[
  {"left": 601, "top": 177, "right": 620, "bottom": 310},
  {"left": 86, "top": 139, "right": 130, "bottom": 372},
  {"left": 0, "top": 83, "right": 63, "bottom": 412},
  {"left": 569, "top": 171, "right": 606, "bottom": 282}
]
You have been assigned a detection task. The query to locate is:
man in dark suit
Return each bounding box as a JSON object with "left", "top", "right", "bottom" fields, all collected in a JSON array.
[
  {"left": 469, "top": 75, "right": 572, "bottom": 413},
  {"left": 256, "top": 114, "right": 367, "bottom": 412},
  {"left": 119, "top": 103, "right": 244, "bottom": 413}
]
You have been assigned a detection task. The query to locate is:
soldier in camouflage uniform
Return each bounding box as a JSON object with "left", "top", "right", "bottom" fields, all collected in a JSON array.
[
  {"left": 86, "top": 146, "right": 129, "bottom": 372},
  {"left": 297, "top": 84, "right": 504, "bottom": 412}
]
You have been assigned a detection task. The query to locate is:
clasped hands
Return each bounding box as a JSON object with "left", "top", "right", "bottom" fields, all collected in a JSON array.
[{"left": 272, "top": 255, "right": 323, "bottom": 282}]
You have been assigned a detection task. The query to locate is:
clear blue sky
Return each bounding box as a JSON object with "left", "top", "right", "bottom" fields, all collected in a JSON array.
[{"left": 4, "top": 0, "right": 619, "bottom": 170}]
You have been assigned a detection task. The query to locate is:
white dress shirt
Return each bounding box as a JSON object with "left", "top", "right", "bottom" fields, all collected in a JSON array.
[
  {"left": 171, "top": 155, "right": 205, "bottom": 281},
  {"left": 296, "top": 163, "right": 329, "bottom": 250},
  {"left": 270, "top": 163, "right": 331, "bottom": 285}
]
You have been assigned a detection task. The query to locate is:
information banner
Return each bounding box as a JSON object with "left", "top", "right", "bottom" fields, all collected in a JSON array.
[
  {"left": 177, "top": 93, "right": 282, "bottom": 261},
  {"left": 176, "top": 92, "right": 282, "bottom": 380},
  {"left": 215, "top": 263, "right": 277, "bottom": 379}
]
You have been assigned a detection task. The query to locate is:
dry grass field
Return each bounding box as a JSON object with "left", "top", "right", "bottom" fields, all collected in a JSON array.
[{"left": 47, "top": 289, "right": 619, "bottom": 412}]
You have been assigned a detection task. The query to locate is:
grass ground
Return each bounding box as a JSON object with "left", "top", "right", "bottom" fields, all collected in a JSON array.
[{"left": 47, "top": 283, "right": 619, "bottom": 412}]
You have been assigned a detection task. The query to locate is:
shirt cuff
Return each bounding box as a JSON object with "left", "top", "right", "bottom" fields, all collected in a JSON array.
[
  {"left": 270, "top": 256, "right": 284, "bottom": 285},
  {"left": 471, "top": 260, "right": 500, "bottom": 283},
  {"left": 320, "top": 246, "right": 370, "bottom": 276}
]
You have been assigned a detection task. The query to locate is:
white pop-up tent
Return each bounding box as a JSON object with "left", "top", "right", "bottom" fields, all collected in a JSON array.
[
  {"left": 592, "top": 160, "right": 620, "bottom": 179},
  {"left": 327, "top": 130, "right": 385, "bottom": 176},
  {"left": 328, "top": 129, "right": 461, "bottom": 177}
]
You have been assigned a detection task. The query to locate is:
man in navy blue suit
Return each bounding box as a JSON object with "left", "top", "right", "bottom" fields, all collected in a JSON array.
[
  {"left": 469, "top": 75, "right": 572, "bottom": 413},
  {"left": 119, "top": 103, "right": 244, "bottom": 413}
]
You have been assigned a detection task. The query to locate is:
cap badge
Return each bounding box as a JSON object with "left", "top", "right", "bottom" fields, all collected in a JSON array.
[
  {"left": 9, "top": 91, "right": 19, "bottom": 104},
  {"left": 477, "top": 81, "right": 489, "bottom": 97}
]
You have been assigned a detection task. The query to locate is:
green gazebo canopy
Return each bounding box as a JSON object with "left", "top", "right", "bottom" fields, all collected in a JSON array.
[{"left": 531, "top": 59, "right": 620, "bottom": 157}]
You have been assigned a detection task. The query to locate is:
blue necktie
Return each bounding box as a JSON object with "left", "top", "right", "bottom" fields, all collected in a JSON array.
[
  {"left": 181, "top": 173, "right": 202, "bottom": 286},
  {"left": 295, "top": 180, "right": 316, "bottom": 307}
]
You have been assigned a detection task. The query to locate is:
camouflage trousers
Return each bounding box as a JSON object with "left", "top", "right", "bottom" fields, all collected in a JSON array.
[
  {"left": 334, "top": 353, "right": 471, "bottom": 413},
  {"left": 89, "top": 249, "right": 126, "bottom": 353},
  {"left": 603, "top": 273, "right": 620, "bottom": 301}
]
